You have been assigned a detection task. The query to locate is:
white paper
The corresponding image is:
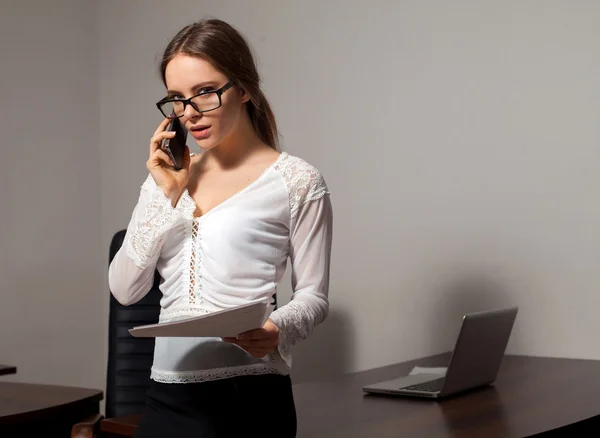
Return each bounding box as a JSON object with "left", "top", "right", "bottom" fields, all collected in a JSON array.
[
  {"left": 409, "top": 366, "right": 447, "bottom": 376},
  {"left": 128, "top": 300, "right": 270, "bottom": 338}
]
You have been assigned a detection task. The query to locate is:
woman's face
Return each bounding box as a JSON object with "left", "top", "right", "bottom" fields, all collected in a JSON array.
[{"left": 164, "top": 53, "right": 246, "bottom": 151}]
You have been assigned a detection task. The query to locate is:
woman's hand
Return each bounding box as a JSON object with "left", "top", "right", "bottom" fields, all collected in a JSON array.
[
  {"left": 222, "top": 319, "right": 280, "bottom": 358},
  {"left": 147, "top": 117, "right": 191, "bottom": 206}
]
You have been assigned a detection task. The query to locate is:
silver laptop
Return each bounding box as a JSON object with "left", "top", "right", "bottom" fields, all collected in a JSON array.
[{"left": 363, "top": 306, "right": 518, "bottom": 399}]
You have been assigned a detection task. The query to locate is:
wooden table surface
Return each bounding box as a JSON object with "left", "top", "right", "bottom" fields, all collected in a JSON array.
[
  {"left": 0, "top": 365, "right": 16, "bottom": 377},
  {"left": 0, "top": 381, "right": 103, "bottom": 437},
  {"left": 292, "top": 353, "right": 600, "bottom": 438}
]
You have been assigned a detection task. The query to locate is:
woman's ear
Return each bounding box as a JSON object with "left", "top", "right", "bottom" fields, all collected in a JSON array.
[{"left": 239, "top": 86, "right": 251, "bottom": 104}]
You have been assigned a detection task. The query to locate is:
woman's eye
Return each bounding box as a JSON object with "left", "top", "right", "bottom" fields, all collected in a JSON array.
[{"left": 199, "top": 88, "right": 214, "bottom": 94}]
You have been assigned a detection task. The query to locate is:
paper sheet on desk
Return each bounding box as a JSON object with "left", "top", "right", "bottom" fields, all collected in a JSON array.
[
  {"left": 128, "top": 300, "right": 270, "bottom": 338},
  {"left": 409, "top": 366, "right": 447, "bottom": 376}
]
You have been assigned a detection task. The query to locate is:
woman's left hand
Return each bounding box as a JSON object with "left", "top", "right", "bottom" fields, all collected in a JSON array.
[{"left": 222, "top": 319, "right": 280, "bottom": 358}]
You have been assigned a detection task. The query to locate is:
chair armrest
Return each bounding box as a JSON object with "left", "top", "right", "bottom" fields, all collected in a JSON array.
[
  {"left": 100, "top": 414, "right": 142, "bottom": 437},
  {"left": 71, "top": 413, "right": 103, "bottom": 438}
]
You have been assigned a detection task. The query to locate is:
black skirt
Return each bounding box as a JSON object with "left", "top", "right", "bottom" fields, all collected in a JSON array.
[{"left": 134, "top": 373, "right": 297, "bottom": 438}]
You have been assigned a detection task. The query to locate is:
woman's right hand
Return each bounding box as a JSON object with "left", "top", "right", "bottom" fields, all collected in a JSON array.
[{"left": 147, "top": 118, "right": 191, "bottom": 206}]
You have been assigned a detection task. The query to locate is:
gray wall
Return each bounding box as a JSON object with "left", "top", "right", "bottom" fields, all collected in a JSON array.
[
  {"left": 0, "top": 0, "right": 104, "bottom": 390},
  {"left": 1, "top": 0, "right": 599, "bottom": 392},
  {"left": 99, "top": 0, "right": 600, "bottom": 382}
]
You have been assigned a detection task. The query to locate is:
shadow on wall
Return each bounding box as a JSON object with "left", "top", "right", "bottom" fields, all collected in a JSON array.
[{"left": 290, "top": 308, "right": 353, "bottom": 384}]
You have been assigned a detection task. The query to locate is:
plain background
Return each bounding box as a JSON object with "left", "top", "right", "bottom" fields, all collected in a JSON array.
[{"left": 1, "top": 0, "right": 599, "bottom": 401}]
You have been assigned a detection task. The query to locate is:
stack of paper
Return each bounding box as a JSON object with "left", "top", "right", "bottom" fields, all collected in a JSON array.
[{"left": 128, "top": 300, "right": 270, "bottom": 338}]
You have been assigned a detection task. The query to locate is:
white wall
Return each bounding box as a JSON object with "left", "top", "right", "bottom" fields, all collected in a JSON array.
[
  {"left": 99, "top": 0, "right": 600, "bottom": 382},
  {"left": 0, "top": 0, "right": 104, "bottom": 390}
]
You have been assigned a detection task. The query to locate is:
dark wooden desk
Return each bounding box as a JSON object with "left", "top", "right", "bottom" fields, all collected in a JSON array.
[
  {"left": 0, "top": 365, "right": 16, "bottom": 376},
  {"left": 293, "top": 354, "right": 600, "bottom": 437},
  {"left": 0, "top": 381, "right": 103, "bottom": 437}
]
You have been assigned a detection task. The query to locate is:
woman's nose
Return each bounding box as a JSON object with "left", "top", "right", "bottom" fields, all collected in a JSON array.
[{"left": 184, "top": 102, "right": 201, "bottom": 120}]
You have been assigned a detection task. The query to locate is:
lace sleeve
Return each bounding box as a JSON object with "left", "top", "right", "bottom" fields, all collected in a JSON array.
[
  {"left": 274, "top": 154, "right": 330, "bottom": 220},
  {"left": 126, "top": 175, "right": 196, "bottom": 268},
  {"left": 270, "top": 157, "right": 333, "bottom": 355},
  {"left": 108, "top": 174, "right": 196, "bottom": 306}
]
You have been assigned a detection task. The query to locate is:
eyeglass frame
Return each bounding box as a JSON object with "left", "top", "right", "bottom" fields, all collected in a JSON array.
[{"left": 156, "top": 80, "right": 235, "bottom": 119}]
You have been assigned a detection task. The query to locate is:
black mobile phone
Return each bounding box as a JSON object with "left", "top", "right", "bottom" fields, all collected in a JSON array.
[{"left": 161, "top": 116, "right": 188, "bottom": 170}]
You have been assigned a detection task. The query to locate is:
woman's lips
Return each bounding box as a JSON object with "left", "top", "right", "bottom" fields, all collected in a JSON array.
[{"left": 190, "top": 125, "right": 210, "bottom": 140}]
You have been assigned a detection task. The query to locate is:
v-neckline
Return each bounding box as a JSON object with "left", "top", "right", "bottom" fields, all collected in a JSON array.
[{"left": 192, "top": 151, "right": 287, "bottom": 222}]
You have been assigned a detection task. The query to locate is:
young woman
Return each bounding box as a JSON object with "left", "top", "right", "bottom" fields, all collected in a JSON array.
[{"left": 108, "top": 18, "right": 333, "bottom": 437}]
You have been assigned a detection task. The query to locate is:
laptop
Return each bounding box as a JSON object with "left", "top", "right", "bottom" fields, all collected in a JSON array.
[{"left": 362, "top": 306, "right": 518, "bottom": 399}]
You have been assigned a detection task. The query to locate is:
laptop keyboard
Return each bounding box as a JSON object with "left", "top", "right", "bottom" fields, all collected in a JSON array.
[{"left": 401, "top": 377, "right": 445, "bottom": 393}]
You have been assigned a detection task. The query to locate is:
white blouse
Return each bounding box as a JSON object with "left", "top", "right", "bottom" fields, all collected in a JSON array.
[{"left": 108, "top": 152, "right": 333, "bottom": 384}]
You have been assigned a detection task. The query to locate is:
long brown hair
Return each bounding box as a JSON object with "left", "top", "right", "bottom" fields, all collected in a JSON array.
[{"left": 159, "top": 19, "right": 280, "bottom": 151}]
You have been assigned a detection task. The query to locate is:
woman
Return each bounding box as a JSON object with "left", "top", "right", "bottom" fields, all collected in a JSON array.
[{"left": 108, "top": 18, "right": 333, "bottom": 437}]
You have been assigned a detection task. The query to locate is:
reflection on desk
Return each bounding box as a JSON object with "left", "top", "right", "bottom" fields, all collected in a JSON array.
[
  {"left": 293, "top": 354, "right": 600, "bottom": 437},
  {"left": 0, "top": 381, "right": 103, "bottom": 437}
]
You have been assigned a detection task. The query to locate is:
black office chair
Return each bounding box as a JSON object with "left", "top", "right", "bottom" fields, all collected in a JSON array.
[
  {"left": 105, "top": 229, "right": 162, "bottom": 418},
  {"left": 72, "top": 229, "right": 161, "bottom": 437}
]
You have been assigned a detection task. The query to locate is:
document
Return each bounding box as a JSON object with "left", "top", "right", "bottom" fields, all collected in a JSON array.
[
  {"left": 129, "top": 300, "right": 270, "bottom": 338},
  {"left": 409, "top": 366, "right": 447, "bottom": 376}
]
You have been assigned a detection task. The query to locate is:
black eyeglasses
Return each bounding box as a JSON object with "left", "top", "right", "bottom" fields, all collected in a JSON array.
[{"left": 156, "top": 81, "right": 235, "bottom": 119}]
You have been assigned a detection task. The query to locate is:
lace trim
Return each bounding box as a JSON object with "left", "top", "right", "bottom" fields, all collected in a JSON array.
[
  {"left": 158, "top": 305, "right": 212, "bottom": 323},
  {"left": 180, "top": 223, "right": 193, "bottom": 310},
  {"left": 126, "top": 176, "right": 196, "bottom": 269},
  {"left": 189, "top": 221, "right": 199, "bottom": 304},
  {"left": 269, "top": 300, "right": 317, "bottom": 354},
  {"left": 150, "top": 363, "right": 287, "bottom": 384},
  {"left": 176, "top": 191, "right": 197, "bottom": 220},
  {"left": 273, "top": 154, "right": 330, "bottom": 219}
]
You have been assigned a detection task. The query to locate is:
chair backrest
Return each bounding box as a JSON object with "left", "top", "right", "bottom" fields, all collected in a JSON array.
[{"left": 105, "top": 230, "right": 162, "bottom": 418}]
